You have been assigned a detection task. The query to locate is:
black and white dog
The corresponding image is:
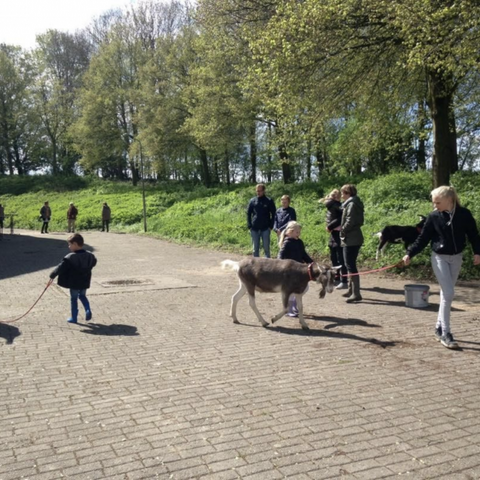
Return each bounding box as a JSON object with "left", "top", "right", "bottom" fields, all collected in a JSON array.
[{"left": 375, "top": 215, "right": 426, "bottom": 260}]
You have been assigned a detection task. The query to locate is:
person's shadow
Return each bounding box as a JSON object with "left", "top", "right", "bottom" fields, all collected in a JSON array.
[
  {"left": 79, "top": 323, "right": 139, "bottom": 336},
  {"left": 0, "top": 323, "right": 21, "bottom": 344}
]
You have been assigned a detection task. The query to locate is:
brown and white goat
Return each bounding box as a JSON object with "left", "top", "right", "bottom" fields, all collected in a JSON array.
[{"left": 221, "top": 257, "right": 340, "bottom": 331}]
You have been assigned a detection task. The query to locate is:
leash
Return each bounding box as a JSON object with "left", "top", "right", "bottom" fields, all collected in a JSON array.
[
  {"left": 342, "top": 261, "right": 404, "bottom": 278},
  {"left": 0, "top": 279, "right": 53, "bottom": 324}
]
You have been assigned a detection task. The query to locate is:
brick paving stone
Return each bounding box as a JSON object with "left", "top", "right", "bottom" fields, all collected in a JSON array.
[{"left": 2, "top": 230, "right": 480, "bottom": 479}]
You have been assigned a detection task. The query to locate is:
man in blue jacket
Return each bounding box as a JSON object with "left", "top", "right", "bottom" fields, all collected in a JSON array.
[{"left": 247, "top": 184, "right": 276, "bottom": 258}]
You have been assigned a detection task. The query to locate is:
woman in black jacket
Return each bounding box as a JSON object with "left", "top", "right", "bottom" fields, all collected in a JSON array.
[
  {"left": 321, "top": 189, "right": 348, "bottom": 289},
  {"left": 403, "top": 186, "right": 480, "bottom": 349}
]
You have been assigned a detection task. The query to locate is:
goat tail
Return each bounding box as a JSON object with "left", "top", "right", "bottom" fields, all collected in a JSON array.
[
  {"left": 373, "top": 232, "right": 382, "bottom": 238},
  {"left": 221, "top": 259, "right": 240, "bottom": 271}
]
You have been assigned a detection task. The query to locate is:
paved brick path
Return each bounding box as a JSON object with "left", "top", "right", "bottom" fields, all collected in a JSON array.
[{"left": 1, "top": 230, "right": 480, "bottom": 480}]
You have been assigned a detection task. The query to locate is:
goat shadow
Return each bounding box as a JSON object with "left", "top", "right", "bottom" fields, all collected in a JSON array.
[
  {"left": 270, "top": 323, "right": 396, "bottom": 349},
  {"left": 304, "top": 314, "right": 381, "bottom": 330},
  {"left": 78, "top": 323, "right": 139, "bottom": 336},
  {"left": 0, "top": 323, "right": 21, "bottom": 344}
]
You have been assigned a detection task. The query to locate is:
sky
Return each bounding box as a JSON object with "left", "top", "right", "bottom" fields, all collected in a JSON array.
[{"left": 0, "top": 0, "right": 138, "bottom": 50}]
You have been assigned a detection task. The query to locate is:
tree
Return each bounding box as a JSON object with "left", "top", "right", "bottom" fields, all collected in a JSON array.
[
  {"left": 201, "top": 0, "right": 480, "bottom": 186},
  {"left": 33, "top": 30, "right": 92, "bottom": 174}
]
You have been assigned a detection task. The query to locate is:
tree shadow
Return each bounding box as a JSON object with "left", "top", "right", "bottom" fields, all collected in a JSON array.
[
  {"left": 79, "top": 322, "right": 139, "bottom": 336},
  {"left": 270, "top": 325, "right": 396, "bottom": 348},
  {"left": 0, "top": 233, "right": 95, "bottom": 280},
  {"left": 0, "top": 323, "right": 21, "bottom": 344}
]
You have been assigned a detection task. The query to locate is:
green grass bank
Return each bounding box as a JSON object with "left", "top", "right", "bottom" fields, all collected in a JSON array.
[{"left": 2, "top": 171, "right": 480, "bottom": 280}]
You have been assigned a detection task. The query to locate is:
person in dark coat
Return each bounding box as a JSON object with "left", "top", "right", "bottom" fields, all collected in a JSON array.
[
  {"left": 40, "top": 201, "right": 51, "bottom": 234},
  {"left": 67, "top": 202, "right": 78, "bottom": 233},
  {"left": 273, "top": 195, "right": 297, "bottom": 237},
  {"left": 50, "top": 233, "right": 97, "bottom": 324},
  {"left": 340, "top": 184, "right": 364, "bottom": 303},
  {"left": 102, "top": 202, "right": 111, "bottom": 232},
  {"left": 247, "top": 184, "right": 276, "bottom": 258},
  {"left": 0, "top": 203, "right": 4, "bottom": 231},
  {"left": 321, "top": 189, "right": 348, "bottom": 289},
  {"left": 403, "top": 186, "right": 480, "bottom": 349},
  {"left": 278, "top": 221, "right": 313, "bottom": 316}
]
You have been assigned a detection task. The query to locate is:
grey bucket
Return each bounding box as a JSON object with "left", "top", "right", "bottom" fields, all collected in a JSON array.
[{"left": 404, "top": 284, "right": 430, "bottom": 308}]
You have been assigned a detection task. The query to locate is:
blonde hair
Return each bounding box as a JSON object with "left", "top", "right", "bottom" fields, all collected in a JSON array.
[
  {"left": 431, "top": 186, "right": 461, "bottom": 208},
  {"left": 319, "top": 189, "right": 341, "bottom": 204},
  {"left": 279, "top": 221, "right": 302, "bottom": 248},
  {"left": 280, "top": 194, "right": 291, "bottom": 203}
]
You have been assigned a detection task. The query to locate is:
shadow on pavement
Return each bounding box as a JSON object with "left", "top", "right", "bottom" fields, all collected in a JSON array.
[
  {"left": 361, "top": 286, "right": 406, "bottom": 295},
  {"left": 270, "top": 325, "right": 397, "bottom": 348},
  {"left": 79, "top": 323, "right": 139, "bottom": 336},
  {"left": 0, "top": 323, "right": 21, "bottom": 344},
  {"left": 304, "top": 314, "right": 381, "bottom": 330},
  {"left": 0, "top": 233, "right": 95, "bottom": 280}
]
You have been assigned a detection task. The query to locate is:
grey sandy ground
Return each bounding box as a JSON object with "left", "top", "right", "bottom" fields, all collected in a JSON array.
[{"left": 1, "top": 230, "right": 480, "bottom": 480}]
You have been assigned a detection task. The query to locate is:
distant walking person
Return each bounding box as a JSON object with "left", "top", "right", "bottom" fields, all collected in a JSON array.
[
  {"left": 403, "top": 186, "right": 480, "bottom": 349},
  {"left": 40, "top": 201, "right": 51, "bottom": 234},
  {"left": 67, "top": 202, "right": 78, "bottom": 233},
  {"left": 247, "top": 184, "right": 276, "bottom": 258},
  {"left": 50, "top": 233, "right": 97, "bottom": 324},
  {"left": 102, "top": 202, "right": 111, "bottom": 232},
  {"left": 273, "top": 195, "right": 297, "bottom": 237}
]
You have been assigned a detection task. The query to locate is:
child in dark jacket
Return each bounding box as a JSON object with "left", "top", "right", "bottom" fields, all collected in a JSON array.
[
  {"left": 278, "top": 221, "right": 313, "bottom": 316},
  {"left": 321, "top": 189, "right": 348, "bottom": 289},
  {"left": 50, "top": 233, "right": 97, "bottom": 324}
]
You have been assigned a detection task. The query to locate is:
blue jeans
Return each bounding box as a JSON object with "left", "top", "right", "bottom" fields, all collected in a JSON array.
[
  {"left": 70, "top": 289, "right": 90, "bottom": 321},
  {"left": 250, "top": 229, "right": 271, "bottom": 258},
  {"left": 431, "top": 253, "right": 463, "bottom": 335}
]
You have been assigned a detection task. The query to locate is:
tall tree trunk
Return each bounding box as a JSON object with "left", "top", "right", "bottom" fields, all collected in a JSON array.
[
  {"left": 199, "top": 148, "right": 210, "bottom": 187},
  {"left": 52, "top": 140, "right": 58, "bottom": 175},
  {"left": 266, "top": 123, "right": 272, "bottom": 183},
  {"left": 426, "top": 69, "right": 458, "bottom": 187},
  {"left": 249, "top": 123, "right": 257, "bottom": 183},
  {"left": 224, "top": 149, "right": 230, "bottom": 186},
  {"left": 279, "top": 143, "right": 293, "bottom": 184},
  {"left": 306, "top": 139, "right": 312, "bottom": 180},
  {"left": 416, "top": 100, "right": 427, "bottom": 170}
]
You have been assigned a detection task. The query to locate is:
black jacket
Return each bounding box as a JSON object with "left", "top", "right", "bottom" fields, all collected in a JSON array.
[
  {"left": 407, "top": 206, "right": 480, "bottom": 258},
  {"left": 325, "top": 199, "right": 342, "bottom": 248},
  {"left": 278, "top": 237, "right": 313, "bottom": 264},
  {"left": 50, "top": 249, "right": 97, "bottom": 290},
  {"left": 247, "top": 195, "right": 276, "bottom": 231},
  {"left": 273, "top": 206, "right": 297, "bottom": 233}
]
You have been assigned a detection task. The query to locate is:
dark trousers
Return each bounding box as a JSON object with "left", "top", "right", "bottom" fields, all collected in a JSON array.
[
  {"left": 343, "top": 245, "right": 361, "bottom": 275},
  {"left": 329, "top": 245, "right": 347, "bottom": 281},
  {"left": 102, "top": 220, "right": 110, "bottom": 232},
  {"left": 41, "top": 221, "right": 49, "bottom": 233}
]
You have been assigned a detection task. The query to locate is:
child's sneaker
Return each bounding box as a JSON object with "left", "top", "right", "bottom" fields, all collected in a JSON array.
[
  {"left": 85, "top": 310, "right": 92, "bottom": 321},
  {"left": 67, "top": 318, "right": 78, "bottom": 324},
  {"left": 441, "top": 332, "right": 458, "bottom": 349},
  {"left": 434, "top": 326, "right": 442, "bottom": 341}
]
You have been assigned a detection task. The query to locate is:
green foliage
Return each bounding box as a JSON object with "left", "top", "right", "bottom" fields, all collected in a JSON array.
[{"left": 3, "top": 172, "right": 480, "bottom": 279}]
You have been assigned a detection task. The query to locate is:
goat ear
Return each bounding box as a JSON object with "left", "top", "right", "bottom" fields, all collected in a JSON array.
[{"left": 317, "top": 263, "right": 326, "bottom": 274}]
